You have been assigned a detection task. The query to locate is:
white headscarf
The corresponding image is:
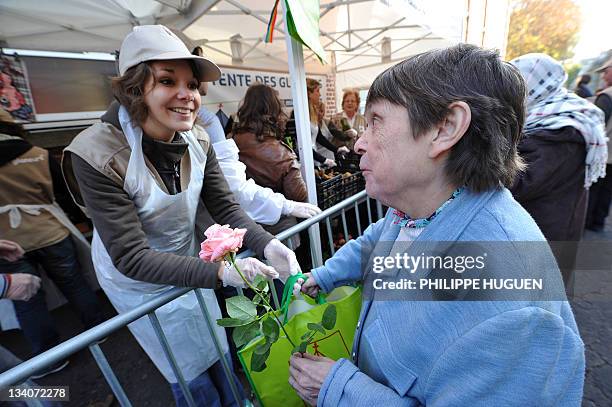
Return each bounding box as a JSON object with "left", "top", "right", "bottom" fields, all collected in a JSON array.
[{"left": 510, "top": 53, "right": 608, "bottom": 188}]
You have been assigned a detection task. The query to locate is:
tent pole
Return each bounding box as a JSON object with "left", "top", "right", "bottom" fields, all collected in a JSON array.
[{"left": 281, "top": 0, "right": 324, "bottom": 268}]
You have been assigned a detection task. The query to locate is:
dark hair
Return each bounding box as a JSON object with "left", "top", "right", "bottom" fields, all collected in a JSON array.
[
  {"left": 576, "top": 74, "right": 591, "bottom": 86},
  {"left": 192, "top": 46, "right": 204, "bottom": 56},
  {"left": 0, "top": 120, "right": 26, "bottom": 138},
  {"left": 111, "top": 60, "right": 201, "bottom": 125},
  {"left": 111, "top": 63, "right": 152, "bottom": 125},
  {"left": 233, "top": 83, "right": 287, "bottom": 140},
  {"left": 366, "top": 43, "right": 526, "bottom": 192}
]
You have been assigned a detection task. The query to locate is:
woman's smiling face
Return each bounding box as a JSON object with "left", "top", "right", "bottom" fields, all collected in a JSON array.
[{"left": 142, "top": 60, "right": 201, "bottom": 141}]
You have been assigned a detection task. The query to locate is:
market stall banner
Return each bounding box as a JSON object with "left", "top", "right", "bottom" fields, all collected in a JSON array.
[
  {"left": 0, "top": 54, "right": 35, "bottom": 122},
  {"left": 202, "top": 66, "right": 326, "bottom": 119}
]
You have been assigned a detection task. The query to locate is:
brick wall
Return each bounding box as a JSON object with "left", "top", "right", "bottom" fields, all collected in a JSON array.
[{"left": 324, "top": 73, "right": 337, "bottom": 119}]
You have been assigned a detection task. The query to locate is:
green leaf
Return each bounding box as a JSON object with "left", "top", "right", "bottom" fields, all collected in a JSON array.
[
  {"left": 254, "top": 275, "right": 269, "bottom": 292},
  {"left": 301, "top": 331, "right": 311, "bottom": 340},
  {"left": 307, "top": 322, "right": 325, "bottom": 334},
  {"left": 251, "top": 347, "right": 270, "bottom": 372},
  {"left": 253, "top": 292, "right": 270, "bottom": 307},
  {"left": 253, "top": 274, "right": 266, "bottom": 285},
  {"left": 232, "top": 321, "right": 260, "bottom": 348},
  {"left": 216, "top": 317, "right": 253, "bottom": 327},
  {"left": 262, "top": 316, "right": 280, "bottom": 343},
  {"left": 226, "top": 295, "right": 257, "bottom": 321},
  {"left": 321, "top": 304, "right": 337, "bottom": 330},
  {"left": 254, "top": 338, "right": 272, "bottom": 355},
  {"left": 292, "top": 341, "right": 308, "bottom": 354}
]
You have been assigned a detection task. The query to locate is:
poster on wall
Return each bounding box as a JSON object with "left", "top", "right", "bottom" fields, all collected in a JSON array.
[
  {"left": 202, "top": 65, "right": 327, "bottom": 121},
  {"left": 0, "top": 54, "right": 35, "bottom": 122}
]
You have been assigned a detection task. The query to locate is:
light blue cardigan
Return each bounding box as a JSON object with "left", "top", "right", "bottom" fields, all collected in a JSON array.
[{"left": 312, "top": 188, "right": 585, "bottom": 406}]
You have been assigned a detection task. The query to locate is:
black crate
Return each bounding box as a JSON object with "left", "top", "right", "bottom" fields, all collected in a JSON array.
[
  {"left": 316, "top": 173, "right": 343, "bottom": 209},
  {"left": 339, "top": 171, "right": 365, "bottom": 200},
  {"left": 336, "top": 152, "right": 361, "bottom": 173}
]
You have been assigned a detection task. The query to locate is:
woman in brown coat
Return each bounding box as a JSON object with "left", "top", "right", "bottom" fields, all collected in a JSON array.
[{"left": 233, "top": 84, "right": 308, "bottom": 202}]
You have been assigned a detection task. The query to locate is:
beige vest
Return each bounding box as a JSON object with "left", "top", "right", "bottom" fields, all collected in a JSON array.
[
  {"left": 330, "top": 112, "right": 367, "bottom": 150},
  {"left": 0, "top": 146, "right": 69, "bottom": 251},
  {"left": 62, "top": 122, "right": 210, "bottom": 216}
]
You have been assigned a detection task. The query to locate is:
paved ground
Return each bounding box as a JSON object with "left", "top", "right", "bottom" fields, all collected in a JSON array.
[{"left": 573, "top": 215, "right": 612, "bottom": 407}]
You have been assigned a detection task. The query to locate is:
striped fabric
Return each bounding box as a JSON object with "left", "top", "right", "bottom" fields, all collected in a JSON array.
[{"left": 511, "top": 53, "right": 608, "bottom": 187}]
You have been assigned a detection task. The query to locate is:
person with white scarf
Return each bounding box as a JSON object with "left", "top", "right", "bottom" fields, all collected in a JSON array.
[{"left": 509, "top": 53, "right": 608, "bottom": 285}]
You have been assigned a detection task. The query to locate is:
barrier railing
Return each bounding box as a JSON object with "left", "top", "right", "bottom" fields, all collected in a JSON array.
[{"left": 0, "top": 191, "right": 384, "bottom": 406}]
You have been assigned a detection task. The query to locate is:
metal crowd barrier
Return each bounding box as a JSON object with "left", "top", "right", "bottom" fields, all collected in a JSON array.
[{"left": 0, "top": 191, "right": 385, "bottom": 406}]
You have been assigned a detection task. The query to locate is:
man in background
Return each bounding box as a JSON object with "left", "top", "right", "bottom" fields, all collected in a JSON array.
[
  {"left": 0, "top": 111, "right": 102, "bottom": 377},
  {"left": 586, "top": 57, "right": 612, "bottom": 231}
]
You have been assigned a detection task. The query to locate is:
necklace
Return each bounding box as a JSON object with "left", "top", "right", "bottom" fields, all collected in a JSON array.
[{"left": 392, "top": 187, "right": 464, "bottom": 229}]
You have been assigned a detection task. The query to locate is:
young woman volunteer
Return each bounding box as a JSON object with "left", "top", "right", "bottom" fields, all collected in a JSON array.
[{"left": 62, "top": 25, "right": 300, "bottom": 406}]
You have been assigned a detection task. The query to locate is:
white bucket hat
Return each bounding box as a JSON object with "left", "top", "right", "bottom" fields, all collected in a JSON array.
[{"left": 118, "top": 25, "right": 221, "bottom": 82}]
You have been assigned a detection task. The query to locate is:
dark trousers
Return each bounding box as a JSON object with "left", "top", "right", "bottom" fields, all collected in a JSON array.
[
  {"left": 0, "top": 236, "right": 102, "bottom": 356},
  {"left": 586, "top": 164, "right": 612, "bottom": 230},
  {"left": 170, "top": 353, "right": 245, "bottom": 407}
]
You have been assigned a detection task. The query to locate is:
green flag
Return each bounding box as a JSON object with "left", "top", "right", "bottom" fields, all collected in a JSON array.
[{"left": 285, "top": 0, "right": 327, "bottom": 63}]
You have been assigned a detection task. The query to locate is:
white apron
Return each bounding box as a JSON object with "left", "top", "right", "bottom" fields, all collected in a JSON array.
[{"left": 91, "top": 106, "right": 227, "bottom": 383}]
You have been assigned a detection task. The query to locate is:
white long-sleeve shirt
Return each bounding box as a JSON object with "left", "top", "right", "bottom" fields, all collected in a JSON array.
[{"left": 198, "top": 108, "right": 287, "bottom": 225}]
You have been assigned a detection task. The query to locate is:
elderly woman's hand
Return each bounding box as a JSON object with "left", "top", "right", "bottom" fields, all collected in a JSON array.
[
  {"left": 289, "top": 353, "right": 336, "bottom": 406},
  {"left": 293, "top": 272, "right": 320, "bottom": 298}
]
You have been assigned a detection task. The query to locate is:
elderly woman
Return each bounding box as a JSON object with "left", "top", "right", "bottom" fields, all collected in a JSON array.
[
  {"left": 290, "top": 44, "right": 584, "bottom": 406},
  {"left": 509, "top": 53, "right": 607, "bottom": 285},
  {"left": 331, "top": 89, "right": 367, "bottom": 150}
]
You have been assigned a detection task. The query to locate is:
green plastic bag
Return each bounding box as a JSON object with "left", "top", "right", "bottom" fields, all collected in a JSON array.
[{"left": 238, "top": 277, "right": 362, "bottom": 406}]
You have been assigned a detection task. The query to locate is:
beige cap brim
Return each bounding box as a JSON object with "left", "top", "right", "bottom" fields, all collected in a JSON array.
[
  {"left": 595, "top": 57, "right": 612, "bottom": 73},
  {"left": 125, "top": 51, "right": 221, "bottom": 82}
]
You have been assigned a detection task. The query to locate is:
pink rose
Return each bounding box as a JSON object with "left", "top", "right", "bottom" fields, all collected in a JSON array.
[{"left": 199, "top": 224, "right": 247, "bottom": 262}]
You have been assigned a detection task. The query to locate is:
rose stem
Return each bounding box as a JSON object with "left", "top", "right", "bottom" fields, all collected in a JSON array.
[{"left": 227, "top": 255, "right": 296, "bottom": 347}]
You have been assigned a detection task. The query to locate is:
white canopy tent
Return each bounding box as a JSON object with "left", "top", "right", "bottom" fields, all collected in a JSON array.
[{"left": 0, "top": 0, "right": 466, "bottom": 103}]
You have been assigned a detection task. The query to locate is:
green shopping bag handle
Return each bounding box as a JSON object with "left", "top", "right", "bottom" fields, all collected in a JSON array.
[{"left": 280, "top": 273, "right": 325, "bottom": 324}]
